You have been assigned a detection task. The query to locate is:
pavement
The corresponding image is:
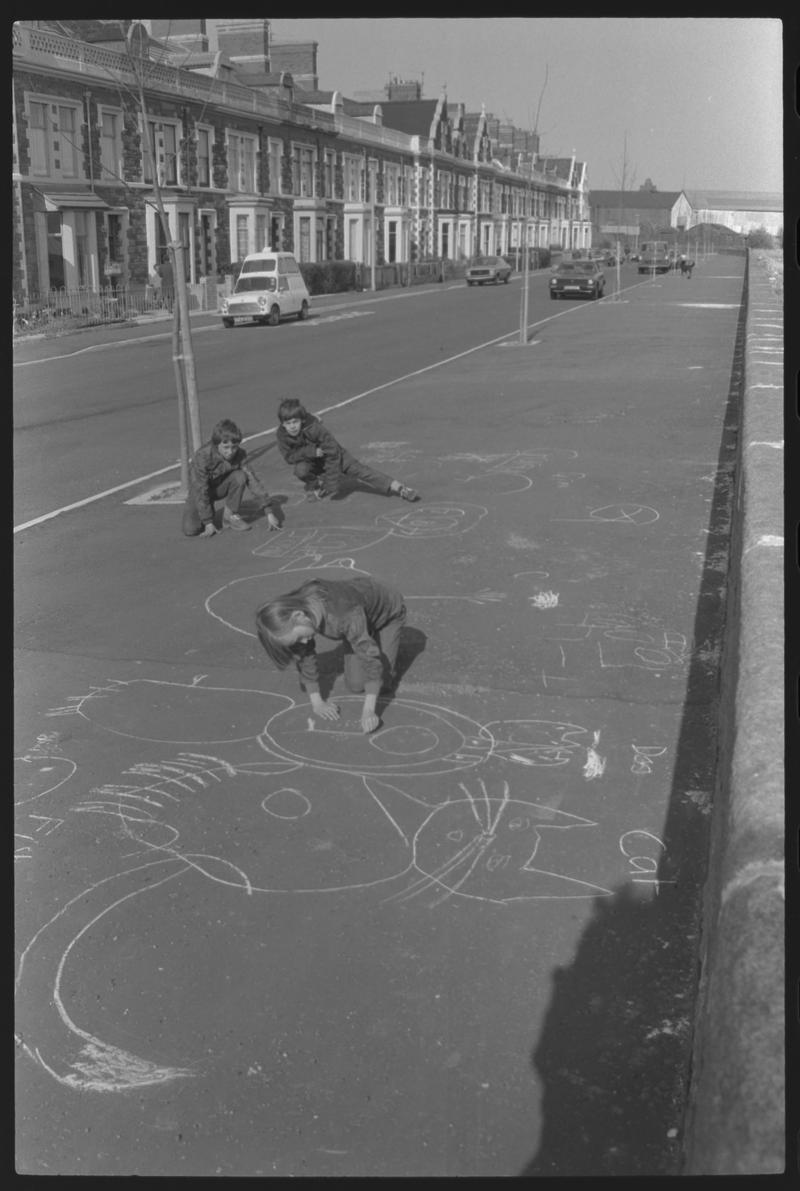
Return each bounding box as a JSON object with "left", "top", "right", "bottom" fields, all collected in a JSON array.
[{"left": 13, "top": 254, "right": 784, "bottom": 1175}]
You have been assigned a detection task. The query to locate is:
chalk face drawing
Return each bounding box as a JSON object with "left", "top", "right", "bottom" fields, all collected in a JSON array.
[
  {"left": 46, "top": 676, "right": 294, "bottom": 745},
  {"left": 18, "top": 675, "right": 672, "bottom": 1096},
  {"left": 260, "top": 698, "right": 491, "bottom": 776},
  {"left": 387, "top": 780, "right": 612, "bottom": 907}
]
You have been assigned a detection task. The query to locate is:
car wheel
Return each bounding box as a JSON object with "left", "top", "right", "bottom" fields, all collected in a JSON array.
[
  {"left": 297, "top": 300, "right": 309, "bottom": 321},
  {"left": 503, "top": 274, "right": 510, "bottom": 283},
  {"left": 222, "top": 317, "right": 234, "bottom": 328},
  {"left": 550, "top": 292, "right": 558, "bottom": 300},
  {"left": 467, "top": 280, "right": 474, "bottom": 287},
  {"left": 267, "top": 304, "right": 280, "bottom": 327}
]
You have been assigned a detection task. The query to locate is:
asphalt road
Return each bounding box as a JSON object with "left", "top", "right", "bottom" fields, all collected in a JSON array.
[{"left": 14, "top": 258, "right": 745, "bottom": 1175}]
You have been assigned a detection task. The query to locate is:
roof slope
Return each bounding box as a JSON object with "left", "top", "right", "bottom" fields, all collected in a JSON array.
[
  {"left": 588, "top": 189, "right": 683, "bottom": 208},
  {"left": 685, "top": 190, "right": 782, "bottom": 211},
  {"left": 371, "top": 99, "right": 440, "bottom": 135}
]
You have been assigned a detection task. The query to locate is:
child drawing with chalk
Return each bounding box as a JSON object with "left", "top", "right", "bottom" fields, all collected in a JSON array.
[
  {"left": 256, "top": 576, "right": 407, "bottom": 733},
  {"left": 182, "top": 418, "right": 280, "bottom": 537},
  {"left": 275, "top": 398, "right": 420, "bottom": 503}
]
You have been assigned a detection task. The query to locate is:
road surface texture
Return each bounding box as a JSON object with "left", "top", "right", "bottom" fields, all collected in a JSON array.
[{"left": 15, "top": 256, "right": 778, "bottom": 1175}]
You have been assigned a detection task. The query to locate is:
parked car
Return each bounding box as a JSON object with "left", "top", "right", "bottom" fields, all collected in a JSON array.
[
  {"left": 549, "top": 260, "right": 606, "bottom": 300},
  {"left": 465, "top": 255, "right": 512, "bottom": 286},
  {"left": 220, "top": 250, "right": 311, "bottom": 327}
]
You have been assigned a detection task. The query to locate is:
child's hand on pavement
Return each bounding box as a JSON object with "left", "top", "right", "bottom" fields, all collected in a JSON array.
[
  {"left": 266, "top": 511, "right": 281, "bottom": 531},
  {"left": 202, "top": 522, "right": 218, "bottom": 536},
  {"left": 361, "top": 712, "right": 381, "bottom": 734},
  {"left": 313, "top": 700, "right": 340, "bottom": 721},
  {"left": 315, "top": 447, "right": 324, "bottom": 457}
]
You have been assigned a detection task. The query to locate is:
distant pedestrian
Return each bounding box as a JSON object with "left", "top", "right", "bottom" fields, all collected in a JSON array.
[
  {"left": 255, "top": 575, "right": 407, "bottom": 733},
  {"left": 681, "top": 258, "right": 695, "bottom": 279},
  {"left": 275, "top": 398, "right": 419, "bottom": 503},
  {"left": 156, "top": 257, "right": 174, "bottom": 310},
  {"left": 182, "top": 418, "right": 280, "bottom": 537}
]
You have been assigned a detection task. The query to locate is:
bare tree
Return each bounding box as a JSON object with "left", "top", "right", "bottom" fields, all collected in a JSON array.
[
  {"left": 124, "top": 22, "right": 202, "bottom": 492},
  {"left": 49, "top": 20, "right": 206, "bottom": 493}
]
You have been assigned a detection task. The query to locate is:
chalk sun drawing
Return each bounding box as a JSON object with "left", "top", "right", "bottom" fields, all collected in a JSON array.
[{"left": 553, "top": 504, "right": 660, "bottom": 525}]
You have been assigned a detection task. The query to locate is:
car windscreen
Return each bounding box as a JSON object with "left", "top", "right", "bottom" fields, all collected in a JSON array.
[
  {"left": 468, "top": 258, "right": 492, "bottom": 266},
  {"left": 556, "top": 264, "right": 580, "bottom": 273},
  {"left": 240, "top": 259, "right": 277, "bottom": 274},
  {"left": 234, "top": 275, "right": 277, "bottom": 293}
]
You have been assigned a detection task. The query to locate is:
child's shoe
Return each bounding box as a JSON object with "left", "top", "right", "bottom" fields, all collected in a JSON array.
[
  {"left": 396, "top": 485, "right": 419, "bottom": 502},
  {"left": 223, "top": 509, "right": 251, "bottom": 531}
]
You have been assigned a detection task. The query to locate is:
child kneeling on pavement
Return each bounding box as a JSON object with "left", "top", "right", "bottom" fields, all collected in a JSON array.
[
  {"left": 275, "top": 398, "right": 419, "bottom": 503},
  {"left": 256, "top": 576, "right": 407, "bottom": 734},
  {"left": 182, "top": 418, "right": 280, "bottom": 537}
]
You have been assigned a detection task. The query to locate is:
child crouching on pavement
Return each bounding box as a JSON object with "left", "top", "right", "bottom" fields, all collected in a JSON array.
[
  {"left": 256, "top": 576, "right": 407, "bottom": 734},
  {"left": 182, "top": 418, "right": 280, "bottom": 537},
  {"left": 275, "top": 398, "right": 420, "bottom": 503}
]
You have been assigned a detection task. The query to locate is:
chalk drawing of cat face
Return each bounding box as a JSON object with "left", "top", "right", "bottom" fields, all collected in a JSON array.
[{"left": 385, "top": 780, "right": 612, "bottom": 907}]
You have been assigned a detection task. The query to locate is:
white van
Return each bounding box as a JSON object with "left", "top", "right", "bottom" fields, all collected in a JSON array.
[{"left": 220, "top": 250, "right": 311, "bottom": 328}]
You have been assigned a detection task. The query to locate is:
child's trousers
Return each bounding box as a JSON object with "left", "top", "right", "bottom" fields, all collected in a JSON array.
[
  {"left": 182, "top": 469, "right": 247, "bottom": 535},
  {"left": 294, "top": 451, "right": 393, "bottom": 495},
  {"left": 338, "top": 450, "right": 394, "bottom": 493},
  {"left": 343, "top": 608, "right": 407, "bottom": 694}
]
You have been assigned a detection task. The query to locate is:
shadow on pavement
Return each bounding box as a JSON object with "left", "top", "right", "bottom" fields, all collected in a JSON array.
[
  {"left": 309, "top": 627, "right": 427, "bottom": 705},
  {"left": 518, "top": 273, "right": 746, "bottom": 1177}
]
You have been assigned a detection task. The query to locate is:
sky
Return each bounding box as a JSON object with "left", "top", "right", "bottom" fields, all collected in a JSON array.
[{"left": 267, "top": 18, "right": 783, "bottom": 194}]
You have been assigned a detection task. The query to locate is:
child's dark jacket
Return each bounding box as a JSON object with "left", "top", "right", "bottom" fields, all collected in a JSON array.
[
  {"left": 188, "top": 441, "right": 265, "bottom": 524},
  {"left": 276, "top": 413, "right": 343, "bottom": 470},
  {"left": 290, "top": 578, "right": 406, "bottom": 695}
]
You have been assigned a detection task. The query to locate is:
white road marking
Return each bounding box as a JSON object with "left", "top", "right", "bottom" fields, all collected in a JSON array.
[{"left": 10, "top": 276, "right": 684, "bottom": 533}]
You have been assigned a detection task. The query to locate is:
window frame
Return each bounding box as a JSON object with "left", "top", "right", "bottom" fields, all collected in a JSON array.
[
  {"left": 142, "top": 117, "right": 181, "bottom": 187},
  {"left": 226, "top": 128, "right": 258, "bottom": 194},
  {"left": 291, "top": 142, "right": 315, "bottom": 198},
  {"left": 26, "top": 94, "right": 82, "bottom": 181},
  {"left": 195, "top": 123, "right": 213, "bottom": 188},
  {"left": 97, "top": 104, "right": 123, "bottom": 182},
  {"left": 267, "top": 138, "right": 283, "bottom": 195}
]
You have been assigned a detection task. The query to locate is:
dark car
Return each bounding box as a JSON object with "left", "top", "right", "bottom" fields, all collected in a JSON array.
[
  {"left": 465, "top": 255, "right": 512, "bottom": 286},
  {"left": 549, "top": 260, "right": 606, "bottom": 300}
]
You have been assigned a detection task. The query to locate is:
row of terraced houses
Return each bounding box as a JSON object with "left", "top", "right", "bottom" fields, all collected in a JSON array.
[{"left": 12, "top": 18, "right": 592, "bottom": 303}]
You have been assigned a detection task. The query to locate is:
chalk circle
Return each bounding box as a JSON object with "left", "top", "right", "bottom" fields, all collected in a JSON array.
[
  {"left": 14, "top": 755, "right": 77, "bottom": 805},
  {"left": 260, "top": 698, "right": 491, "bottom": 776},
  {"left": 261, "top": 788, "right": 312, "bottom": 819},
  {"left": 369, "top": 724, "right": 439, "bottom": 756},
  {"left": 589, "top": 504, "right": 659, "bottom": 524},
  {"left": 457, "top": 473, "right": 532, "bottom": 495}
]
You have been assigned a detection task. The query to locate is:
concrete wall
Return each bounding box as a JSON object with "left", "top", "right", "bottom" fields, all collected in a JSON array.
[{"left": 682, "top": 250, "right": 785, "bottom": 1174}]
